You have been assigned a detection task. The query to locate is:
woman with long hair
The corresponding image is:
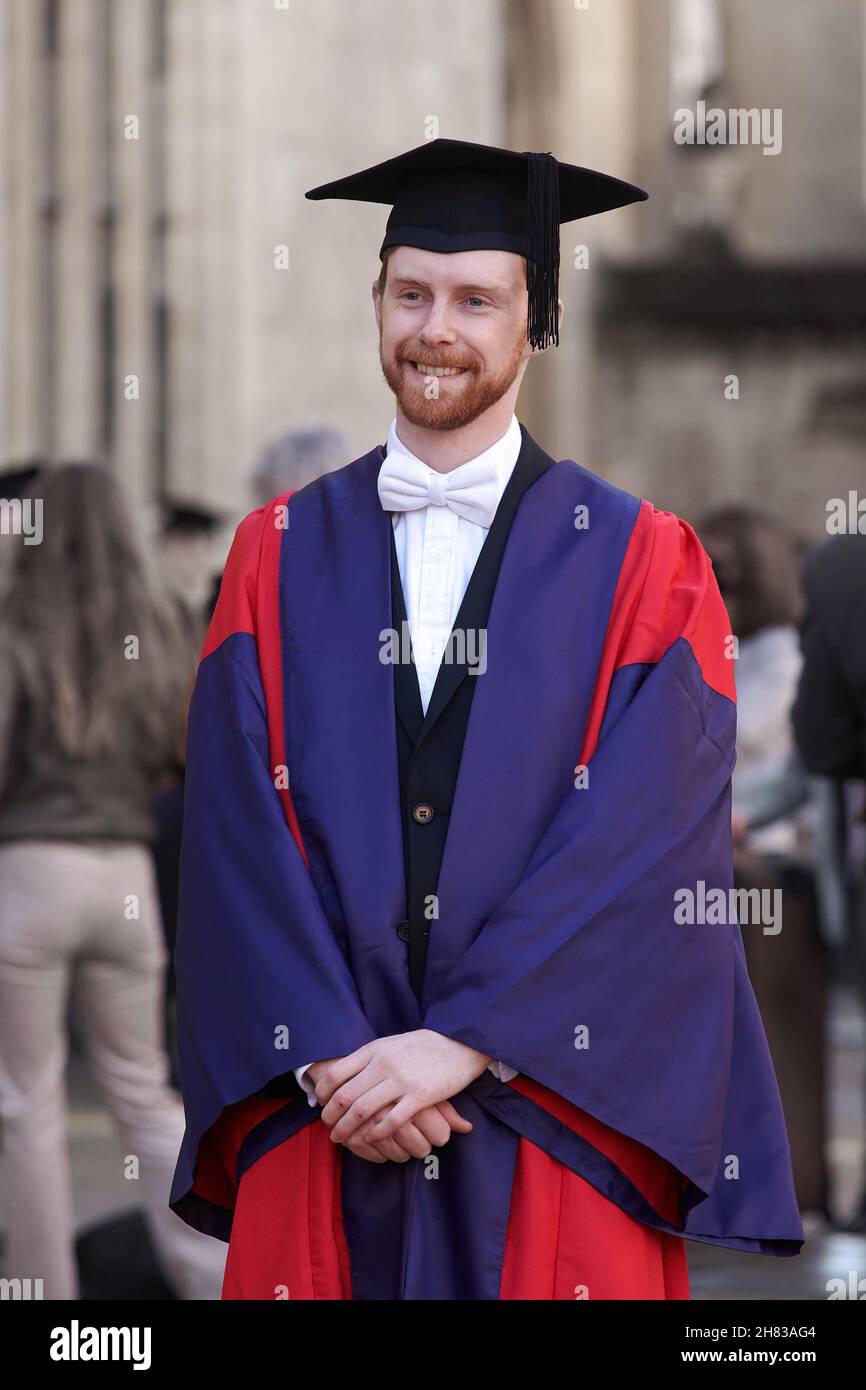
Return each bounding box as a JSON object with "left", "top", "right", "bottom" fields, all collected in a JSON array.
[
  {"left": 699, "top": 505, "right": 831, "bottom": 1225},
  {"left": 0, "top": 461, "right": 225, "bottom": 1298}
]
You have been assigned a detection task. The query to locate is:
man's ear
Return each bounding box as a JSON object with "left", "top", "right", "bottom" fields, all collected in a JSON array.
[{"left": 372, "top": 281, "right": 383, "bottom": 331}]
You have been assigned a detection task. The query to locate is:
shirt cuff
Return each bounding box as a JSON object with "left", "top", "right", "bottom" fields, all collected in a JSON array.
[
  {"left": 488, "top": 1059, "right": 518, "bottom": 1083},
  {"left": 297, "top": 1060, "right": 516, "bottom": 1103},
  {"left": 293, "top": 1062, "right": 319, "bottom": 1107}
]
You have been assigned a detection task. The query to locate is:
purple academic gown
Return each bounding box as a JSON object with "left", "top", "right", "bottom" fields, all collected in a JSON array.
[{"left": 169, "top": 433, "right": 804, "bottom": 1299}]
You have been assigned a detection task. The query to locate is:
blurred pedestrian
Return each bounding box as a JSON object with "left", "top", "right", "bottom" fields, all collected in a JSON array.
[
  {"left": 151, "top": 503, "right": 222, "bottom": 1052},
  {"left": 0, "top": 461, "right": 226, "bottom": 1299},
  {"left": 250, "top": 425, "right": 351, "bottom": 507},
  {"left": 701, "top": 505, "right": 830, "bottom": 1219},
  {"left": 792, "top": 531, "right": 866, "bottom": 1228}
]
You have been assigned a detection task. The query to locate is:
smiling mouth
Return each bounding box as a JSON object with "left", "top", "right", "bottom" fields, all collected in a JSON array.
[{"left": 407, "top": 361, "right": 469, "bottom": 379}]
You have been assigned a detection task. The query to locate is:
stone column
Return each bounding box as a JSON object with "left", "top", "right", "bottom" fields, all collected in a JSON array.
[
  {"left": 2, "top": 0, "right": 49, "bottom": 461},
  {"left": 55, "top": 0, "right": 104, "bottom": 459},
  {"left": 505, "top": 0, "right": 645, "bottom": 470},
  {"left": 164, "top": 0, "right": 242, "bottom": 511},
  {"left": 111, "top": 0, "right": 160, "bottom": 514}
]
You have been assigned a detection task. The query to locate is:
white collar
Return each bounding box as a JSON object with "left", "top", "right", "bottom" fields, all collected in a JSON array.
[{"left": 384, "top": 414, "right": 522, "bottom": 518}]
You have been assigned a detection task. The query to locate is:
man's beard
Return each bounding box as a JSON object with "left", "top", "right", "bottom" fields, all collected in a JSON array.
[{"left": 379, "top": 327, "right": 527, "bottom": 431}]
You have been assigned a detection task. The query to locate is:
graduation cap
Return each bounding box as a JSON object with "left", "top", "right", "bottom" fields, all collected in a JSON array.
[
  {"left": 0, "top": 462, "right": 43, "bottom": 498},
  {"left": 305, "top": 137, "right": 648, "bottom": 351},
  {"left": 161, "top": 503, "right": 221, "bottom": 537}
]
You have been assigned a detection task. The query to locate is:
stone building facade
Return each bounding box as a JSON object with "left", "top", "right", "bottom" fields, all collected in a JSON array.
[{"left": 1, "top": 0, "right": 863, "bottom": 541}]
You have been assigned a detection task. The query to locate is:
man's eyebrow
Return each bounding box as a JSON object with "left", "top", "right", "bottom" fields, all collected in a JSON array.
[{"left": 390, "top": 274, "right": 514, "bottom": 295}]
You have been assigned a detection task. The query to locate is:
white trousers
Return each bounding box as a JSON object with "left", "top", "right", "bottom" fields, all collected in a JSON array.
[{"left": 0, "top": 838, "right": 225, "bottom": 1300}]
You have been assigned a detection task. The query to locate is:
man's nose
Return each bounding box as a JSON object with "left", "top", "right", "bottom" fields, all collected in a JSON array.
[{"left": 418, "top": 299, "right": 457, "bottom": 343}]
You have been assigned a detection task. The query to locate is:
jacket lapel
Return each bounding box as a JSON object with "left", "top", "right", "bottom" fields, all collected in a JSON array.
[
  {"left": 279, "top": 445, "right": 421, "bottom": 1030},
  {"left": 420, "top": 438, "right": 642, "bottom": 1007}
]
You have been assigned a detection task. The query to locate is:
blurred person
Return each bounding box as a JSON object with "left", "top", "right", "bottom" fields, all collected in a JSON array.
[
  {"left": 701, "top": 506, "right": 830, "bottom": 1220},
  {"left": 792, "top": 532, "right": 866, "bottom": 1228},
  {"left": 151, "top": 504, "right": 220, "bottom": 1046},
  {"left": 731, "top": 747, "right": 852, "bottom": 956},
  {"left": 0, "top": 463, "right": 41, "bottom": 601},
  {"left": 170, "top": 139, "right": 802, "bottom": 1300},
  {"left": 250, "top": 425, "right": 352, "bottom": 507},
  {"left": 0, "top": 461, "right": 226, "bottom": 1299},
  {"left": 700, "top": 507, "right": 808, "bottom": 856},
  {"left": 158, "top": 504, "right": 222, "bottom": 652},
  {"left": 793, "top": 531, "right": 866, "bottom": 796},
  {"left": 201, "top": 429, "right": 353, "bottom": 622}
]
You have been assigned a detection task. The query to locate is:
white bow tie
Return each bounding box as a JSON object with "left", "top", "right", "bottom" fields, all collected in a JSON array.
[{"left": 377, "top": 449, "right": 501, "bottom": 529}]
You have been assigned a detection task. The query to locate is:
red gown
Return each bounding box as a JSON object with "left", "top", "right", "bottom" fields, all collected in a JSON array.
[{"left": 194, "top": 1076, "right": 690, "bottom": 1301}]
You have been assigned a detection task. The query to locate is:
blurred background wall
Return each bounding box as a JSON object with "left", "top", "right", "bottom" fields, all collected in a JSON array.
[
  {"left": 1, "top": 0, "right": 865, "bottom": 1303},
  {"left": 1, "top": 0, "right": 864, "bottom": 530}
]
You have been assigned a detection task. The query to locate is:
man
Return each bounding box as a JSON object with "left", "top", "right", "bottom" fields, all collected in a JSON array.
[
  {"left": 793, "top": 533, "right": 866, "bottom": 786},
  {"left": 792, "top": 531, "right": 866, "bottom": 1230},
  {"left": 169, "top": 139, "right": 803, "bottom": 1299}
]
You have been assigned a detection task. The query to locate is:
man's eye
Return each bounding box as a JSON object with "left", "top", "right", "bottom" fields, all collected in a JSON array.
[
  {"left": 466, "top": 297, "right": 488, "bottom": 308},
  {"left": 400, "top": 291, "right": 422, "bottom": 302}
]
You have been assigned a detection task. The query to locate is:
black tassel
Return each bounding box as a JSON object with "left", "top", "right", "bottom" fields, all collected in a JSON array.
[{"left": 526, "top": 151, "right": 561, "bottom": 351}]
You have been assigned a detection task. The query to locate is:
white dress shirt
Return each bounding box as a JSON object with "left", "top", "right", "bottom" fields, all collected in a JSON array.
[
  {"left": 293, "top": 415, "right": 522, "bottom": 1106},
  {"left": 387, "top": 413, "right": 522, "bottom": 713}
]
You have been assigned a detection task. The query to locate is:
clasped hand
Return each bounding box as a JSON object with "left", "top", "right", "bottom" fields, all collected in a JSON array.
[{"left": 306, "top": 1028, "right": 491, "bottom": 1164}]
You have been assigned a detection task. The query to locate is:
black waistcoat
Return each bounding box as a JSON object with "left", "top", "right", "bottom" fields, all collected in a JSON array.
[{"left": 388, "top": 424, "right": 555, "bottom": 1000}]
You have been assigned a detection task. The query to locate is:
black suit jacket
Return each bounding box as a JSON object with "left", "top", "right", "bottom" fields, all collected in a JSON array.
[
  {"left": 792, "top": 533, "right": 866, "bottom": 780},
  {"left": 389, "top": 423, "right": 555, "bottom": 999}
]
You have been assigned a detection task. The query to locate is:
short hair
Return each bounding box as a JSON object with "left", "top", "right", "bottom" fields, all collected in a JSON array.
[
  {"left": 251, "top": 426, "right": 352, "bottom": 504},
  {"left": 698, "top": 506, "right": 806, "bottom": 636},
  {"left": 377, "top": 246, "right": 394, "bottom": 297}
]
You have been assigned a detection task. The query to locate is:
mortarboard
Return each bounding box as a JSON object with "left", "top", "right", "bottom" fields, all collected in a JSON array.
[
  {"left": 305, "top": 137, "right": 648, "bottom": 351},
  {"left": 0, "top": 462, "right": 42, "bottom": 498},
  {"left": 161, "top": 503, "right": 221, "bottom": 537}
]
